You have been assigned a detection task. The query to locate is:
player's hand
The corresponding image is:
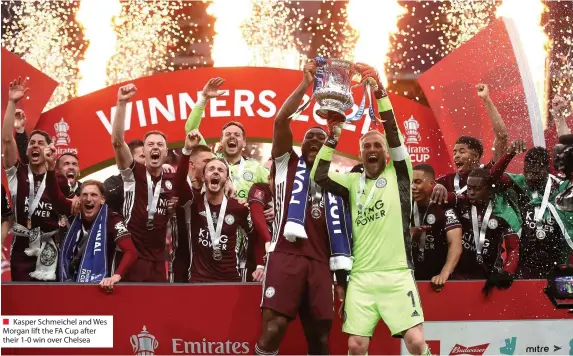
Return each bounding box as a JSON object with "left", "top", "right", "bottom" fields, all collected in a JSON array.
[
  {"left": 100, "top": 274, "right": 121, "bottom": 293},
  {"left": 335, "top": 284, "right": 346, "bottom": 319},
  {"left": 237, "top": 198, "right": 249, "bottom": 208},
  {"left": 224, "top": 179, "right": 236, "bottom": 197},
  {"left": 185, "top": 130, "right": 203, "bottom": 150},
  {"left": 70, "top": 196, "right": 81, "bottom": 216},
  {"left": 252, "top": 266, "right": 265, "bottom": 282},
  {"left": 9, "top": 77, "right": 29, "bottom": 103},
  {"left": 355, "top": 63, "right": 381, "bottom": 90},
  {"left": 327, "top": 120, "right": 344, "bottom": 140},
  {"left": 430, "top": 184, "right": 448, "bottom": 205},
  {"left": 117, "top": 83, "right": 137, "bottom": 103},
  {"left": 263, "top": 206, "right": 275, "bottom": 222},
  {"left": 161, "top": 164, "right": 175, "bottom": 173},
  {"left": 58, "top": 215, "right": 69, "bottom": 228},
  {"left": 302, "top": 59, "right": 316, "bottom": 87},
  {"left": 167, "top": 197, "right": 179, "bottom": 216},
  {"left": 410, "top": 226, "right": 431, "bottom": 240},
  {"left": 476, "top": 84, "right": 490, "bottom": 99},
  {"left": 202, "top": 77, "right": 226, "bottom": 99},
  {"left": 14, "top": 109, "right": 27, "bottom": 133},
  {"left": 550, "top": 95, "right": 568, "bottom": 116},
  {"left": 44, "top": 144, "right": 57, "bottom": 171},
  {"left": 430, "top": 272, "right": 449, "bottom": 292},
  {"left": 507, "top": 139, "right": 527, "bottom": 156}
]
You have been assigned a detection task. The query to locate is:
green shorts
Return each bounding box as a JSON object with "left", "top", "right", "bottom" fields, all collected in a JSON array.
[{"left": 342, "top": 269, "right": 424, "bottom": 337}]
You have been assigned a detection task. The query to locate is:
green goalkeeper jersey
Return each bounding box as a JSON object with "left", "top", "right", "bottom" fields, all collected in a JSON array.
[
  {"left": 185, "top": 97, "right": 269, "bottom": 199},
  {"left": 310, "top": 97, "right": 414, "bottom": 273}
]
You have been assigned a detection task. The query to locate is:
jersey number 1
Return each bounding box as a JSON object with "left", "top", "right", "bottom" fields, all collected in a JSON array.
[{"left": 407, "top": 290, "right": 416, "bottom": 307}]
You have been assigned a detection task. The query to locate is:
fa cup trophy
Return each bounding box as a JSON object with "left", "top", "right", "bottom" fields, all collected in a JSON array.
[{"left": 313, "top": 59, "right": 357, "bottom": 122}]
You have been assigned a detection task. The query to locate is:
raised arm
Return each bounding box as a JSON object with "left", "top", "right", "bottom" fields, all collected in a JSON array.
[
  {"left": 184, "top": 78, "right": 225, "bottom": 145},
  {"left": 111, "top": 84, "right": 137, "bottom": 170},
  {"left": 2, "top": 78, "right": 28, "bottom": 169},
  {"left": 550, "top": 95, "right": 571, "bottom": 137},
  {"left": 310, "top": 125, "right": 351, "bottom": 201},
  {"left": 44, "top": 144, "right": 73, "bottom": 216},
  {"left": 14, "top": 110, "right": 29, "bottom": 165},
  {"left": 271, "top": 60, "right": 315, "bottom": 158},
  {"left": 477, "top": 84, "right": 509, "bottom": 162},
  {"left": 175, "top": 131, "right": 202, "bottom": 206}
]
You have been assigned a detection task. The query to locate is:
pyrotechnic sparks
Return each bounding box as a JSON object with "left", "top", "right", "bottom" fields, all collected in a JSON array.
[
  {"left": 76, "top": 0, "right": 121, "bottom": 96},
  {"left": 106, "top": 0, "right": 191, "bottom": 84},
  {"left": 243, "top": 0, "right": 304, "bottom": 69},
  {"left": 497, "top": 0, "right": 550, "bottom": 126},
  {"left": 549, "top": 1, "right": 573, "bottom": 117},
  {"left": 346, "top": 0, "right": 407, "bottom": 86},
  {"left": 207, "top": 0, "right": 253, "bottom": 67},
  {"left": 1, "top": 0, "right": 82, "bottom": 110}
]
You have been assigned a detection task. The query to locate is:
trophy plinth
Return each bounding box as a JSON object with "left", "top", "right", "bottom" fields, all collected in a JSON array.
[{"left": 314, "top": 58, "right": 356, "bottom": 123}]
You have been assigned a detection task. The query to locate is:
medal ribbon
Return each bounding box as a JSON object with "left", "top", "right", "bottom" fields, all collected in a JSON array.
[
  {"left": 204, "top": 195, "right": 228, "bottom": 251},
  {"left": 454, "top": 173, "right": 467, "bottom": 195},
  {"left": 310, "top": 181, "right": 323, "bottom": 210},
  {"left": 27, "top": 166, "right": 47, "bottom": 224},
  {"left": 357, "top": 172, "right": 378, "bottom": 213},
  {"left": 534, "top": 175, "right": 555, "bottom": 226},
  {"left": 413, "top": 202, "right": 431, "bottom": 255},
  {"left": 471, "top": 202, "right": 493, "bottom": 256},
  {"left": 146, "top": 170, "right": 162, "bottom": 223},
  {"left": 226, "top": 157, "right": 245, "bottom": 189}
]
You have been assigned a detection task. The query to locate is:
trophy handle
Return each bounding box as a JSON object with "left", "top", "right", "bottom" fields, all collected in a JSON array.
[{"left": 130, "top": 335, "right": 138, "bottom": 353}]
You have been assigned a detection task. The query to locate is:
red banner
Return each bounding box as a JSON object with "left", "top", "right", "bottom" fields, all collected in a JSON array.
[
  {"left": 418, "top": 18, "right": 536, "bottom": 172},
  {"left": 33, "top": 67, "right": 450, "bottom": 176},
  {"left": 1, "top": 281, "right": 570, "bottom": 355}
]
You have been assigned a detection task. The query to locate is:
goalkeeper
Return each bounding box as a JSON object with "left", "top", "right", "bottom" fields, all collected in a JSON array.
[{"left": 310, "top": 63, "right": 431, "bottom": 356}]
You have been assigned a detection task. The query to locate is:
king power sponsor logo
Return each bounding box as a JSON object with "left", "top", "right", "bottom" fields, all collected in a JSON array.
[
  {"left": 449, "top": 343, "right": 490, "bottom": 355},
  {"left": 403, "top": 115, "right": 431, "bottom": 163},
  {"left": 130, "top": 326, "right": 250, "bottom": 355}
]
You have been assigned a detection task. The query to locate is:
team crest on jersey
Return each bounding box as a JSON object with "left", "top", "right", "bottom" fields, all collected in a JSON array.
[
  {"left": 265, "top": 286, "right": 275, "bottom": 298},
  {"left": 426, "top": 214, "right": 436, "bottom": 225},
  {"left": 487, "top": 219, "right": 498, "bottom": 229},
  {"left": 254, "top": 189, "right": 264, "bottom": 200},
  {"left": 225, "top": 214, "right": 235, "bottom": 225},
  {"left": 243, "top": 171, "right": 254, "bottom": 181},
  {"left": 375, "top": 178, "right": 387, "bottom": 188},
  {"left": 165, "top": 180, "right": 172, "bottom": 190}
]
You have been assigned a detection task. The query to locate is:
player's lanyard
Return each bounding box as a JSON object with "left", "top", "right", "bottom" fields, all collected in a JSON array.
[
  {"left": 187, "top": 175, "right": 193, "bottom": 189},
  {"left": 227, "top": 157, "right": 245, "bottom": 188},
  {"left": 357, "top": 172, "right": 377, "bottom": 213},
  {"left": 413, "top": 202, "right": 432, "bottom": 255},
  {"left": 204, "top": 194, "right": 228, "bottom": 260},
  {"left": 27, "top": 166, "right": 46, "bottom": 229},
  {"left": 532, "top": 175, "right": 554, "bottom": 227},
  {"left": 454, "top": 173, "right": 467, "bottom": 194},
  {"left": 145, "top": 170, "right": 162, "bottom": 229},
  {"left": 471, "top": 201, "right": 493, "bottom": 257}
]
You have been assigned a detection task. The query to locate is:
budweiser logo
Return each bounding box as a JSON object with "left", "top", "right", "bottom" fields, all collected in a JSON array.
[{"left": 449, "top": 343, "right": 490, "bottom": 355}]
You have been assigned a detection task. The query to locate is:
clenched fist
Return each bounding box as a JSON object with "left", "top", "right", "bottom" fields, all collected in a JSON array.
[
  {"left": 476, "top": 84, "right": 490, "bottom": 99},
  {"left": 303, "top": 59, "right": 317, "bottom": 86},
  {"left": 550, "top": 95, "right": 568, "bottom": 116},
  {"left": 44, "top": 143, "right": 57, "bottom": 171},
  {"left": 118, "top": 84, "right": 137, "bottom": 103}
]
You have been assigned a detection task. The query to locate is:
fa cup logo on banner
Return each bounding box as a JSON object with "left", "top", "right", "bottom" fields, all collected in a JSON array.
[
  {"left": 404, "top": 115, "right": 421, "bottom": 144},
  {"left": 53, "top": 118, "right": 71, "bottom": 146},
  {"left": 130, "top": 325, "right": 159, "bottom": 355}
]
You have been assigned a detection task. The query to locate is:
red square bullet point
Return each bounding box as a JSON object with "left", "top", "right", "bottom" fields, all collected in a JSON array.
[{"left": 3, "top": 319, "right": 9, "bottom": 325}]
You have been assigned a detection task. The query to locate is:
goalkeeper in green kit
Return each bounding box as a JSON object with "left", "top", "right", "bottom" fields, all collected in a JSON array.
[{"left": 310, "top": 63, "right": 430, "bottom": 356}]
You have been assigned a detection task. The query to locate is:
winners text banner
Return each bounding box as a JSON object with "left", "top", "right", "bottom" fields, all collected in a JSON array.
[{"left": 33, "top": 67, "right": 451, "bottom": 176}]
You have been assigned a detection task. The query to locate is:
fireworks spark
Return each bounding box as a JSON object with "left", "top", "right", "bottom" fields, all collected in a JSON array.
[
  {"left": 1, "top": 0, "right": 82, "bottom": 110},
  {"left": 346, "top": 0, "right": 407, "bottom": 86},
  {"left": 76, "top": 0, "right": 121, "bottom": 96}
]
